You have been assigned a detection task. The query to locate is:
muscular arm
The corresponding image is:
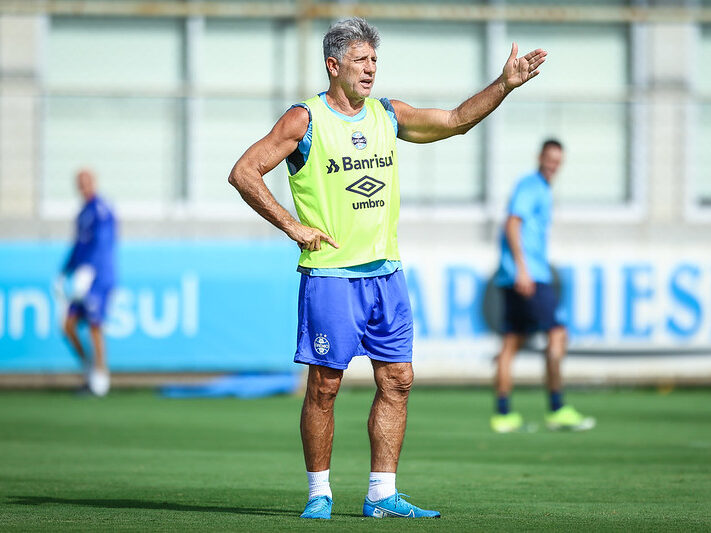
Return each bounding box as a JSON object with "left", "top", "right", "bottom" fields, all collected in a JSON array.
[
  {"left": 391, "top": 43, "right": 546, "bottom": 144},
  {"left": 505, "top": 215, "right": 535, "bottom": 297},
  {"left": 228, "top": 106, "right": 338, "bottom": 251},
  {"left": 391, "top": 78, "right": 509, "bottom": 143}
]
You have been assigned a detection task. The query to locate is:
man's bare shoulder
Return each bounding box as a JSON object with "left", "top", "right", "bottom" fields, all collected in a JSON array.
[
  {"left": 387, "top": 99, "right": 409, "bottom": 115},
  {"left": 386, "top": 99, "right": 417, "bottom": 125},
  {"left": 284, "top": 104, "right": 310, "bottom": 122},
  {"left": 276, "top": 105, "right": 310, "bottom": 142}
]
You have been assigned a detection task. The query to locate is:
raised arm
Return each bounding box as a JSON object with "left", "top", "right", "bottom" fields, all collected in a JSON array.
[
  {"left": 228, "top": 106, "right": 338, "bottom": 251},
  {"left": 392, "top": 43, "right": 546, "bottom": 144}
]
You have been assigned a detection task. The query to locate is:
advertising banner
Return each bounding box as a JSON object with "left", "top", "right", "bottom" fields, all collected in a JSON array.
[
  {"left": 0, "top": 242, "right": 300, "bottom": 372},
  {"left": 386, "top": 245, "right": 711, "bottom": 384},
  {"left": 2, "top": 241, "right": 710, "bottom": 382}
]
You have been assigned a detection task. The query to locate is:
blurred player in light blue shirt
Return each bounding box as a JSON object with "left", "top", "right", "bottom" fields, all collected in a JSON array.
[
  {"left": 56, "top": 169, "right": 117, "bottom": 396},
  {"left": 491, "top": 140, "right": 594, "bottom": 433},
  {"left": 495, "top": 167, "right": 553, "bottom": 287}
]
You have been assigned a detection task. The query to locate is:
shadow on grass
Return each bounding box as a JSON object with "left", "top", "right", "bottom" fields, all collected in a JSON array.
[
  {"left": 8, "top": 495, "right": 364, "bottom": 519},
  {"left": 8, "top": 495, "right": 308, "bottom": 518}
]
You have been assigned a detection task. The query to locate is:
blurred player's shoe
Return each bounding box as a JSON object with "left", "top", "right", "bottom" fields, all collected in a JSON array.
[
  {"left": 490, "top": 411, "right": 524, "bottom": 433},
  {"left": 363, "top": 492, "right": 440, "bottom": 518},
  {"left": 88, "top": 369, "right": 110, "bottom": 397},
  {"left": 545, "top": 405, "right": 595, "bottom": 431},
  {"left": 300, "top": 495, "right": 332, "bottom": 519}
]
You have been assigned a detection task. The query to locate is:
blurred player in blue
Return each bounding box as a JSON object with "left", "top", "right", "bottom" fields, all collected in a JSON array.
[
  {"left": 56, "top": 169, "right": 117, "bottom": 397},
  {"left": 492, "top": 140, "right": 594, "bottom": 432}
]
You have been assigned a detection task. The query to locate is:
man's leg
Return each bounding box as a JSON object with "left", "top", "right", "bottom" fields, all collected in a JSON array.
[
  {"left": 87, "top": 324, "right": 110, "bottom": 396},
  {"left": 543, "top": 326, "right": 595, "bottom": 430},
  {"left": 369, "top": 360, "right": 412, "bottom": 474},
  {"left": 544, "top": 326, "right": 567, "bottom": 406},
  {"left": 490, "top": 333, "right": 526, "bottom": 432},
  {"left": 300, "top": 364, "right": 343, "bottom": 518},
  {"left": 63, "top": 313, "right": 88, "bottom": 367},
  {"left": 301, "top": 364, "right": 343, "bottom": 471},
  {"left": 492, "top": 333, "right": 526, "bottom": 424},
  {"left": 362, "top": 360, "right": 439, "bottom": 518},
  {"left": 89, "top": 324, "right": 107, "bottom": 372},
  {"left": 495, "top": 333, "right": 526, "bottom": 400}
]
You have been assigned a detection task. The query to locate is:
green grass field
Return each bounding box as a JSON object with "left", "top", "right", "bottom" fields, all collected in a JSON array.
[{"left": 1, "top": 386, "right": 710, "bottom": 531}]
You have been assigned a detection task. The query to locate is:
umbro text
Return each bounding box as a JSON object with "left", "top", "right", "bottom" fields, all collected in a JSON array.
[{"left": 352, "top": 199, "right": 385, "bottom": 210}]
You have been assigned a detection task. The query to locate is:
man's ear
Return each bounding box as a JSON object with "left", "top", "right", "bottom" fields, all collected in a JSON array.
[{"left": 326, "top": 56, "right": 339, "bottom": 77}]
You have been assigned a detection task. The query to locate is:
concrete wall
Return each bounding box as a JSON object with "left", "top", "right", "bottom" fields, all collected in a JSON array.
[{"left": 0, "top": 16, "right": 42, "bottom": 218}]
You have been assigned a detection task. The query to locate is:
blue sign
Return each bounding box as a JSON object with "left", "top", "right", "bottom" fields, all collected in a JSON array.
[
  {"left": 0, "top": 241, "right": 300, "bottom": 372},
  {"left": 2, "top": 242, "right": 710, "bottom": 374}
]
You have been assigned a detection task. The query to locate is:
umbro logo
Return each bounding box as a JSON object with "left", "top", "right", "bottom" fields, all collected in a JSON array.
[
  {"left": 345, "top": 176, "right": 385, "bottom": 198},
  {"left": 347, "top": 176, "right": 386, "bottom": 211}
]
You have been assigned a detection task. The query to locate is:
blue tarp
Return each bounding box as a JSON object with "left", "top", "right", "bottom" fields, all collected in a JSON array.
[{"left": 160, "top": 373, "right": 301, "bottom": 399}]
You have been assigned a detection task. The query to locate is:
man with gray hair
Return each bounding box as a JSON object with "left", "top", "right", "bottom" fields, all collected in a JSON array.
[{"left": 229, "top": 17, "right": 546, "bottom": 519}]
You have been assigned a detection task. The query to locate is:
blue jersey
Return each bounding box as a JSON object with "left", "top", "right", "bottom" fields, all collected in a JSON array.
[
  {"left": 63, "top": 195, "right": 117, "bottom": 287},
  {"left": 495, "top": 171, "right": 552, "bottom": 287}
]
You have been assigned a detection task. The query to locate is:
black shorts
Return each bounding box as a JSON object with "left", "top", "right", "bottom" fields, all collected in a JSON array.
[{"left": 502, "top": 282, "right": 563, "bottom": 335}]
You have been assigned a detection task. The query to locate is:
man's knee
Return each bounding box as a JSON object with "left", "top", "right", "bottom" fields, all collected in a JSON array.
[
  {"left": 547, "top": 327, "right": 568, "bottom": 360},
  {"left": 314, "top": 379, "right": 340, "bottom": 405},
  {"left": 306, "top": 366, "right": 343, "bottom": 407},
  {"left": 376, "top": 363, "right": 414, "bottom": 397},
  {"left": 63, "top": 316, "right": 77, "bottom": 337},
  {"left": 497, "top": 349, "right": 516, "bottom": 366},
  {"left": 497, "top": 334, "right": 523, "bottom": 362}
]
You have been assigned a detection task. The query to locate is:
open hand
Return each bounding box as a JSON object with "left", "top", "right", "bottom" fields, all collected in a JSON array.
[{"left": 502, "top": 42, "right": 547, "bottom": 91}]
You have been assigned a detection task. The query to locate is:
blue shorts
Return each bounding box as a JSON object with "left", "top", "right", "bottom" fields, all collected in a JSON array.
[
  {"left": 294, "top": 270, "right": 414, "bottom": 370},
  {"left": 68, "top": 284, "right": 113, "bottom": 326},
  {"left": 502, "top": 282, "right": 563, "bottom": 335}
]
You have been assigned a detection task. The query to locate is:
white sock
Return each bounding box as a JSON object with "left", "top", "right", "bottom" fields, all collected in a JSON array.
[
  {"left": 307, "top": 469, "right": 332, "bottom": 500},
  {"left": 367, "top": 471, "right": 396, "bottom": 501}
]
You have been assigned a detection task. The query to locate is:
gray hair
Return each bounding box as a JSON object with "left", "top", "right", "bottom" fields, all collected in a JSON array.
[{"left": 323, "top": 17, "right": 380, "bottom": 63}]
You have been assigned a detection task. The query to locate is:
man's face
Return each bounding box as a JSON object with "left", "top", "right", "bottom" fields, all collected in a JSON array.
[
  {"left": 76, "top": 170, "right": 96, "bottom": 201},
  {"left": 539, "top": 146, "right": 563, "bottom": 182},
  {"left": 334, "top": 41, "right": 377, "bottom": 99}
]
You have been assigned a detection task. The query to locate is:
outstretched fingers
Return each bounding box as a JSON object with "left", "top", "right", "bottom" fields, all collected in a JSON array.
[
  {"left": 523, "top": 48, "right": 546, "bottom": 61},
  {"left": 528, "top": 55, "right": 547, "bottom": 73},
  {"left": 523, "top": 49, "right": 547, "bottom": 69}
]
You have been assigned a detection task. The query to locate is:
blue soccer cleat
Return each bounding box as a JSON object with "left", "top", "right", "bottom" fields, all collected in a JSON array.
[
  {"left": 363, "top": 492, "right": 440, "bottom": 518},
  {"left": 300, "top": 495, "right": 333, "bottom": 519}
]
